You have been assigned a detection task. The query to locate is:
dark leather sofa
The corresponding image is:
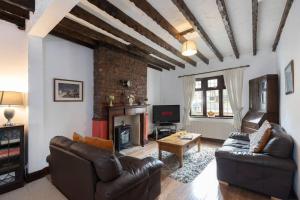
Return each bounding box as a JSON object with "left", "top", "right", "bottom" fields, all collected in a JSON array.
[
  {"left": 215, "top": 123, "right": 296, "bottom": 199},
  {"left": 47, "top": 136, "right": 163, "bottom": 200}
]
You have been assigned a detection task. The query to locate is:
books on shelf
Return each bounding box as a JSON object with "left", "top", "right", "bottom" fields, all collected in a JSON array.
[
  {"left": 0, "top": 139, "right": 20, "bottom": 146},
  {"left": 0, "top": 148, "right": 20, "bottom": 159}
]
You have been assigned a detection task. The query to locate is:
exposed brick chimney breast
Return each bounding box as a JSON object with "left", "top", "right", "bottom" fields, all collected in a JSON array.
[{"left": 94, "top": 46, "right": 147, "bottom": 120}]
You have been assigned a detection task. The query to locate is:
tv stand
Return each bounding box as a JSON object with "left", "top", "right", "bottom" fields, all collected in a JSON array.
[
  {"left": 154, "top": 123, "right": 177, "bottom": 140},
  {"left": 158, "top": 122, "right": 174, "bottom": 126}
]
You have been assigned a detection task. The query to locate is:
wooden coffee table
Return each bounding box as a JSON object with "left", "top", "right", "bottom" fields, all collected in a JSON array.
[{"left": 157, "top": 132, "right": 202, "bottom": 168}]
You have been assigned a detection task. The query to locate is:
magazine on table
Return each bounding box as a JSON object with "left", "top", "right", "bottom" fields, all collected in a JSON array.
[{"left": 179, "top": 135, "right": 193, "bottom": 140}]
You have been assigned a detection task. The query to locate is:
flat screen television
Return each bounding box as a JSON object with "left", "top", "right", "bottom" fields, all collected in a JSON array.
[{"left": 153, "top": 105, "right": 180, "bottom": 124}]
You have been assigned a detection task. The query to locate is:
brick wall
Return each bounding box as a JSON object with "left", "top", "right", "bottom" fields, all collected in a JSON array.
[{"left": 94, "top": 46, "right": 147, "bottom": 119}]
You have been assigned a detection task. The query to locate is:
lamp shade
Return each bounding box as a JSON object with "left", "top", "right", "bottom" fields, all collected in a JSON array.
[
  {"left": 0, "top": 91, "right": 24, "bottom": 106},
  {"left": 181, "top": 40, "right": 197, "bottom": 56}
]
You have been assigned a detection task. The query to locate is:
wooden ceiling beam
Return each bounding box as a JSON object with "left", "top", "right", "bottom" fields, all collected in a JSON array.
[
  {"left": 272, "top": 0, "right": 294, "bottom": 52},
  {"left": 70, "top": 6, "right": 184, "bottom": 68},
  {"left": 144, "top": 55, "right": 172, "bottom": 70},
  {"left": 147, "top": 64, "right": 163, "bottom": 72},
  {"left": 50, "top": 26, "right": 98, "bottom": 49},
  {"left": 129, "top": 0, "right": 209, "bottom": 64},
  {"left": 57, "top": 18, "right": 170, "bottom": 71},
  {"left": 2, "top": 0, "right": 35, "bottom": 12},
  {"left": 179, "top": 28, "right": 194, "bottom": 36},
  {"left": 172, "top": 0, "right": 224, "bottom": 62},
  {"left": 252, "top": 0, "right": 258, "bottom": 55},
  {"left": 87, "top": 0, "right": 197, "bottom": 66},
  {"left": 0, "top": 10, "right": 25, "bottom": 30},
  {"left": 99, "top": 43, "right": 167, "bottom": 71},
  {"left": 59, "top": 18, "right": 130, "bottom": 50},
  {"left": 216, "top": 0, "right": 239, "bottom": 59},
  {"left": 0, "top": 1, "right": 29, "bottom": 19},
  {"left": 128, "top": 45, "right": 175, "bottom": 70}
]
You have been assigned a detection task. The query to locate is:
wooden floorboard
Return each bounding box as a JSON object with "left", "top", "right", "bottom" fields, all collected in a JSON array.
[{"left": 127, "top": 139, "right": 269, "bottom": 200}]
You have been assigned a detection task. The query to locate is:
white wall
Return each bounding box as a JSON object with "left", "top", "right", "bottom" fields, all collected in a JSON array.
[
  {"left": 147, "top": 68, "right": 161, "bottom": 134},
  {"left": 276, "top": 0, "right": 300, "bottom": 197},
  {"left": 28, "top": 35, "right": 93, "bottom": 172},
  {"left": 159, "top": 51, "right": 279, "bottom": 140},
  {"left": 43, "top": 35, "right": 93, "bottom": 137},
  {"left": 0, "top": 21, "right": 28, "bottom": 126}
]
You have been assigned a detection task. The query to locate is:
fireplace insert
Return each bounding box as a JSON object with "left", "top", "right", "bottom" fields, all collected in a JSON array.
[{"left": 114, "top": 125, "right": 131, "bottom": 151}]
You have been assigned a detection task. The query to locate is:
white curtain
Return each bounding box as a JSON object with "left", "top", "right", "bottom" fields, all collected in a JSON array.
[
  {"left": 182, "top": 76, "right": 195, "bottom": 129},
  {"left": 223, "top": 68, "right": 244, "bottom": 131}
]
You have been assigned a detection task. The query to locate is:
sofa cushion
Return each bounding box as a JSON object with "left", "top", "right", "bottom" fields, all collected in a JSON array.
[
  {"left": 229, "top": 132, "right": 250, "bottom": 141},
  {"left": 263, "top": 124, "right": 294, "bottom": 158},
  {"left": 70, "top": 142, "right": 123, "bottom": 182},
  {"left": 215, "top": 147, "right": 296, "bottom": 171},
  {"left": 223, "top": 138, "right": 250, "bottom": 149},
  {"left": 119, "top": 156, "right": 163, "bottom": 175},
  {"left": 216, "top": 144, "right": 249, "bottom": 155},
  {"left": 95, "top": 156, "right": 163, "bottom": 200},
  {"left": 93, "top": 155, "right": 123, "bottom": 182},
  {"left": 95, "top": 170, "right": 148, "bottom": 200},
  {"left": 50, "top": 136, "right": 74, "bottom": 150}
]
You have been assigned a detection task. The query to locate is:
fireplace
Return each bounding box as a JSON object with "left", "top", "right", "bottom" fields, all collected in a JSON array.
[
  {"left": 108, "top": 105, "right": 147, "bottom": 149},
  {"left": 114, "top": 125, "right": 132, "bottom": 151}
]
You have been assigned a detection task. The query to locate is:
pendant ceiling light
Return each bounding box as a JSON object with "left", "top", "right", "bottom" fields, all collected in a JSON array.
[{"left": 181, "top": 40, "right": 197, "bottom": 56}]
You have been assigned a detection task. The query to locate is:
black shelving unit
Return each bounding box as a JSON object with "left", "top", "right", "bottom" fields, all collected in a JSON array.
[
  {"left": 0, "top": 125, "right": 25, "bottom": 194},
  {"left": 152, "top": 123, "right": 178, "bottom": 140}
]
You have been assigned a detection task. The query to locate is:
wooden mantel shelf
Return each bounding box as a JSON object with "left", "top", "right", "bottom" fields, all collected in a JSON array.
[
  {"left": 108, "top": 104, "right": 149, "bottom": 148},
  {"left": 108, "top": 104, "right": 149, "bottom": 110}
]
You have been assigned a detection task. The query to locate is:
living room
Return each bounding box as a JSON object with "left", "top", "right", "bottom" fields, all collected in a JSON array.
[{"left": 0, "top": 0, "right": 299, "bottom": 200}]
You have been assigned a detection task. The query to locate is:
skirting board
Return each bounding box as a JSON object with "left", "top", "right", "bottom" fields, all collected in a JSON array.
[{"left": 25, "top": 167, "right": 49, "bottom": 183}]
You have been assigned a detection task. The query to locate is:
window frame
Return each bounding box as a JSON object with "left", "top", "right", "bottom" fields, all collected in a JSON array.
[{"left": 190, "top": 75, "right": 233, "bottom": 119}]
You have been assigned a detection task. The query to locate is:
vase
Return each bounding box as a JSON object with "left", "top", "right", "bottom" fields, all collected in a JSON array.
[{"left": 128, "top": 97, "right": 134, "bottom": 106}]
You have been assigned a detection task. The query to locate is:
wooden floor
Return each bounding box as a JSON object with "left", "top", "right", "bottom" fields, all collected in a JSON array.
[{"left": 127, "top": 140, "right": 270, "bottom": 200}]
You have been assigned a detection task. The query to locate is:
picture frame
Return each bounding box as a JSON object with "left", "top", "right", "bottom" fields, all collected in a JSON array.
[
  {"left": 285, "top": 60, "right": 295, "bottom": 95},
  {"left": 54, "top": 79, "right": 83, "bottom": 102}
]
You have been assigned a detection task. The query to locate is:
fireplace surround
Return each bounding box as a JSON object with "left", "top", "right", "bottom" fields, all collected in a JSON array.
[{"left": 108, "top": 105, "right": 147, "bottom": 149}]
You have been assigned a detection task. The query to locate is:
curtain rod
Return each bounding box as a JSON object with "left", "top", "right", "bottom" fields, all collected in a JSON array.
[{"left": 178, "top": 65, "right": 250, "bottom": 78}]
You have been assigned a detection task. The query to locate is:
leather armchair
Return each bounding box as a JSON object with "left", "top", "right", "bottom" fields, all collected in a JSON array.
[
  {"left": 215, "top": 123, "right": 296, "bottom": 199},
  {"left": 48, "top": 136, "right": 163, "bottom": 200}
]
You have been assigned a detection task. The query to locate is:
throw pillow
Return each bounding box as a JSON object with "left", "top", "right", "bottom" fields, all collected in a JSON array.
[
  {"left": 249, "top": 120, "right": 272, "bottom": 153},
  {"left": 73, "top": 132, "right": 85, "bottom": 143},
  {"left": 84, "top": 136, "right": 114, "bottom": 153}
]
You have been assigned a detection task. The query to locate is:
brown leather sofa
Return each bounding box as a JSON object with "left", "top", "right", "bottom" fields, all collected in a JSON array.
[
  {"left": 47, "top": 136, "right": 163, "bottom": 200},
  {"left": 215, "top": 123, "right": 296, "bottom": 199}
]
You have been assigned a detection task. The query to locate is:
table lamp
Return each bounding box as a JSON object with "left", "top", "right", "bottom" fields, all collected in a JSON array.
[{"left": 0, "top": 91, "right": 24, "bottom": 126}]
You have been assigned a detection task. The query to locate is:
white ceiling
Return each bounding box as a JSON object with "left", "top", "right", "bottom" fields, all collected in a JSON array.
[{"left": 76, "top": 0, "right": 287, "bottom": 67}]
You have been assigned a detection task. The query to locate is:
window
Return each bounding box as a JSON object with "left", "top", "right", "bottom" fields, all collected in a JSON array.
[
  {"left": 207, "top": 90, "right": 220, "bottom": 116},
  {"left": 191, "top": 91, "right": 203, "bottom": 115},
  {"left": 191, "top": 76, "right": 233, "bottom": 118},
  {"left": 195, "top": 81, "right": 202, "bottom": 89},
  {"left": 223, "top": 89, "right": 233, "bottom": 116},
  {"left": 208, "top": 79, "right": 218, "bottom": 88}
]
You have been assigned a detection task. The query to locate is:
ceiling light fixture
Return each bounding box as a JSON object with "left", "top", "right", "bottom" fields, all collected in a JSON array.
[{"left": 181, "top": 40, "right": 197, "bottom": 56}]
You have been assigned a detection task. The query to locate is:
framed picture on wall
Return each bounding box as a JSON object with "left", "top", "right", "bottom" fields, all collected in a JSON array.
[
  {"left": 285, "top": 60, "right": 295, "bottom": 95},
  {"left": 54, "top": 79, "right": 83, "bottom": 102}
]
